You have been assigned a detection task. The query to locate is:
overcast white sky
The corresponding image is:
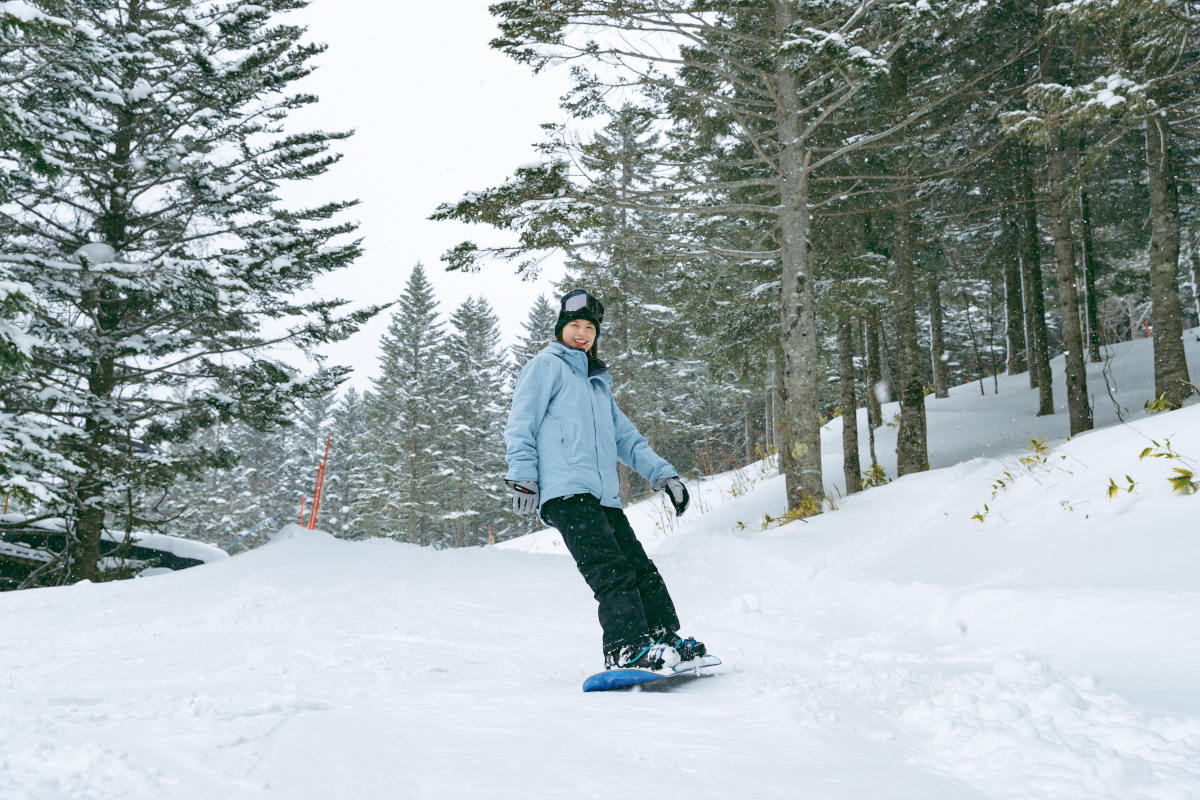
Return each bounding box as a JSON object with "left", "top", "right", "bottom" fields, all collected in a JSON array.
[{"left": 284, "top": 0, "right": 571, "bottom": 391}]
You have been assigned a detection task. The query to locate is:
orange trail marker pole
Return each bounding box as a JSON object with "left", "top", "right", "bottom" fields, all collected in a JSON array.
[
  {"left": 309, "top": 434, "right": 332, "bottom": 530},
  {"left": 300, "top": 496, "right": 307, "bottom": 525},
  {"left": 308, "top": 469, "right": 319, "bottom": 530}
]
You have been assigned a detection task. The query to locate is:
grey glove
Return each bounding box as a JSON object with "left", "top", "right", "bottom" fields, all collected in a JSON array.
[
  {"left": 653, "top": 476, "right": 690, "bottom": 517},
  {"left": 509, "top": 480, "right": 539, "bottom": 515}
]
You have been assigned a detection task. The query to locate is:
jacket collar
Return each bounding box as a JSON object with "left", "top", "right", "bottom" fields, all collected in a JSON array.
[{"left": 545, "top": 342, "right": 610, "bottom": 381}]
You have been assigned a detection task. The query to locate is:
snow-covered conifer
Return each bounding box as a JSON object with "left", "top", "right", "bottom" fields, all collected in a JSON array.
[
  {"left": 0, "top": 0, "right": 377, "bottom": 583},
  {"left": 322, "top": 387, "right": 369, "bottom": 539},
  {"left": 0, "top": 5, "right": 75, "bottom": 512},
  {"left": 359, "top": 264, "right": 448, "bottom": 544},
  {"left": 444, "top": 296, "right": 510, "bottom": 546},
  {"left": 511, "top": 295, "right": 556, "bottom": 373}
]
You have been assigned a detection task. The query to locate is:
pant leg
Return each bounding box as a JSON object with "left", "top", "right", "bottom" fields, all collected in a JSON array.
[
  {"left": 541, "top": 495, "right": 652, "bottom": 661},
  {"left": 601, "top": 506, "right": 681, "bottom": 637}
]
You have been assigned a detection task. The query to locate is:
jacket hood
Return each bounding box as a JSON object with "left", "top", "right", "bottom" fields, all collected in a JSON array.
[{"left": 544, "top": 342, "right": 609, "bottom": 380}]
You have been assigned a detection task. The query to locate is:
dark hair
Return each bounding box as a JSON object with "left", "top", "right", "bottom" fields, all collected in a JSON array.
[
  {"left": 554, "top": 289, "right": 603, "bottom": 361},
  {"left": 554, "top": 321, "right": 599, "bottom": 361}
]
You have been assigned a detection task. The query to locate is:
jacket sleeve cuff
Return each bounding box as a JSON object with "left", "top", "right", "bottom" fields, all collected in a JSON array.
[{"left": 505, "top": 467, "right": 538, "bottom": 484}]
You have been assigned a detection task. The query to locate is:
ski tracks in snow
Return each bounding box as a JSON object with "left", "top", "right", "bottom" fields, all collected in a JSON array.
[
  {"left": 898, "top": 651, "right": 1200, "bottom": 800},
  {"left": 697, "top": 579, "right": 1200, "bottom": 799},
  {"left": 661, "top": 459, "right": 1200, "bottom": 800}
]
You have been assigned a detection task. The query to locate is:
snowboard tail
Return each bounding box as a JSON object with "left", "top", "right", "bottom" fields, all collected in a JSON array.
[{"left": 582, "top": 655, "right": 722, "bottom": 692}]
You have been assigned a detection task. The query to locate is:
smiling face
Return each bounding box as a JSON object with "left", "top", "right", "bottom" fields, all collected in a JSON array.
[{"left": 560, "top": 318, "right": 597, "bottom": 353}]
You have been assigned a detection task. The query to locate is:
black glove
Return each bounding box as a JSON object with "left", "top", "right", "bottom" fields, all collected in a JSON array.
[
  {"left": 508, "top": 480, "right": 539, "bottom": 515},
  {"left": 654, "top": 476, "right": 689, "bottom": 517}
]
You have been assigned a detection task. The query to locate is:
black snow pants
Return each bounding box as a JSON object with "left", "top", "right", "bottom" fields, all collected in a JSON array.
[{"left": 541, "top": 493, "right": 680, "bottom": 663}]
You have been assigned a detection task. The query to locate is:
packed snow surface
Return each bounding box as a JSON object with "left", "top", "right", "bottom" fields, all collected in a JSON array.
[{"left": 2, "top": 332, "right": 1199, "bottom": 799}]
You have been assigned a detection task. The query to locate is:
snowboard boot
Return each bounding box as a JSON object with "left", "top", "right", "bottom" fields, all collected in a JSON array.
[
  {"left": 607, "top": 641, "right": 681, "bottom": 671},
  {"left": 663, "top": 632, "right": 707, "bottom": 663}
]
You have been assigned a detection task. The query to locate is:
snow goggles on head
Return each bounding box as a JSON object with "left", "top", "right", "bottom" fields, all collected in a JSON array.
[{"left": 560, "top": 289, "right": 604, "bottom": 324}]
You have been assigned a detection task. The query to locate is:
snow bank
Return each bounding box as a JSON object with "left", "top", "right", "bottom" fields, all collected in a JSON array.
[{"left": 115, "top": 531, "right": 228, "bottom": 564}]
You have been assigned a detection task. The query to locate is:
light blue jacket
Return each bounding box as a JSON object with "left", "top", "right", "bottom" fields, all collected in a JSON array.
[{"left": 505, "top": 343, "right": 677, "bottom": 510}]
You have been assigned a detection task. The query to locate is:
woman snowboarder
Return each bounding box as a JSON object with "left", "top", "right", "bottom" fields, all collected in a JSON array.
[{"left": 505, "top": 288, "right": 706, "bottom": 671}]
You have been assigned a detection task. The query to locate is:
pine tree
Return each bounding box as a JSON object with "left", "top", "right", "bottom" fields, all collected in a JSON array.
[
  {"left": 0, "top": 6, "right": 73, "bottom": 511},
  {"left": 0, "top": 4, "right": 66, "bottom": 185},
  {"left": 289, "top": 392, "right": 336, "bottom": 531},
  {"left": 324, "top": 387, "right": 369, "bottom": 539},
  {"left": 511, "top": 294, "right": 556, "bottom": 371},
  {"left": 360, "top": 264, "right": 448, "bottom": 545},
  {"left": 1033, "top": 0, "right": 1093, "bottom": 435},
  {"left": 505, "top": 294, "right": 555, "bottom": 536},
  {"left": 232, "top": 420, "right": 298, "bottom": 539},
  {"left": 0, "top": 0, "right": 378, "bottom": 583},
  {"left": 167, "top": 418, "right": 246, "bottom": 547},
  {"left": 444, "top": 297, "right": 510, "bottom": 546},
  {"left": 166, "top": 390, "right": 328, "bottom": 551}
]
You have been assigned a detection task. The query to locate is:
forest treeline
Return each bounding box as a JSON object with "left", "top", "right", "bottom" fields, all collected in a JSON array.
[
  {"left": 2, "top": 1, "right": 1199, "bottom": 586},
  {"left": 170, "top": 261, "right": 740, "bottom": 550},
  {"left": 435, "top": 0, "right": 1200, "bottom": 514}
]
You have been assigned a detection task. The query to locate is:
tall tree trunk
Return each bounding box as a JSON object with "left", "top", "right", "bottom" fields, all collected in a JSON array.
[
  {"left": 1020, "top": 152, "right": 1054, "bottom": 413},
  {"left": 1144, "top": 105, "right": 1193, "bottom": 408},
  {"left": 889, "top": 46, "right": 927, "bottom": 475},
  {"left": 877, "top": 318, "right": 897, "bottom": 404},
  {"left": 407, "top": 486, "right": 419, "bottom": 546},
  {"left": 777, "top": 181, "right": 823, "bottom": 509},
  {"left": 73, "top": 61, "right": 142, "bottom": 581},
  {"left": 773, "top": 347, "right": 795, "bottom": 487},
  {"left": 771, "top": 367, "right": 784, "bottom": 455},
  {"left": 987, "top": 269, "right": 1001, "bottom": 394},
  {"left": 864, "top": 316, "right": 883, "bottom": 431},
  {"left": 1002, "top": 201, "right": 1028, "bottom": 374},
  {"left": 928, "top": 275, "right": 949, "bottom": 398},
  {"left": 1189, "top": 231, "right": 1200, "bottom": 327},
  {"left": 74, "top": 440, "right": 108, "bottom": 582},
  {"left": 765, "top": 372, "right": 776, "bottom": 454},
  {"left": 1078, "top": 185, "right": 1103, "bottom": 361},
  {"left": 745, "top": 406, "right": 754, "bottom": 465},
  {"left": 1043, "top": 137, "right": 1092, "bottom": 433},
  {"left": 1038, "top": 12, "right": 1092, "bottom": 435},
  {"left": 1021, "top": 241, "right": 1036, "bottom": 388},
  {"left": 892, "top": 200, "right": 929, "bottom": 476},
  {"left": 962, "top": 282, "right": 987, "bottom": 395},
  {"left": 774, "top": 0, "right": 823, "bottom": 511},
  {"left": 861, "top": 319, "right": 881, "bottom": 473},
  {"left": 837, "top": 314, "right": 862, "bottom": 494},
  {"left": 74, "top": 266, "right": 122, "bottom": 583}
]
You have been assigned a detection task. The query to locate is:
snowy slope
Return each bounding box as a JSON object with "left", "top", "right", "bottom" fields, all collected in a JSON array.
[{"left": 2, "top": 332, "right": 1199, "bottom": 800}]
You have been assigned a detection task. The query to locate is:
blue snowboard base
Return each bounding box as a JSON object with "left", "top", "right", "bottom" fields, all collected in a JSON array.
[{"left": 582, "top": 655, "right": 722, "bottom": 692}]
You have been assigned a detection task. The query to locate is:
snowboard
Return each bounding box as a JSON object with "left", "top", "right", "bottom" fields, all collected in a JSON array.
[{"left": 582, "top": 655, "right": 722, "bottom": 692}]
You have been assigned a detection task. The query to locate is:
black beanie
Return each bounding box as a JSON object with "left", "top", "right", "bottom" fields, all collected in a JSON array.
[{"left": 554, "top": 289, "right": 604, "bottom": 340}]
